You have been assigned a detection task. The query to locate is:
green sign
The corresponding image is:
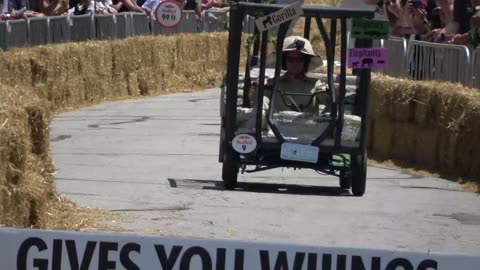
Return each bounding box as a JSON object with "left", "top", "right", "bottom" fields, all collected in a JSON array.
[{"left": 351, "top": 18, "right": 389, "bottom": 40}]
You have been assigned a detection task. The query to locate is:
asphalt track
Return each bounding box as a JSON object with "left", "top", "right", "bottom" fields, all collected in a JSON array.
[{"left": 51, "top": 88, "right": 480, "bottom": 254}]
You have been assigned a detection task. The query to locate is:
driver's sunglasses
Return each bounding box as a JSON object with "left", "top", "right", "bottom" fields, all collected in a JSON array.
[{"left": 286, "top": 56, "right": 305, "bottom": 63}]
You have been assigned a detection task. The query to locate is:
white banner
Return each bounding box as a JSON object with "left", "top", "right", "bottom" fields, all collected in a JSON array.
[{"left": 0, "top": 228, "right": 479, "bottom": 270}]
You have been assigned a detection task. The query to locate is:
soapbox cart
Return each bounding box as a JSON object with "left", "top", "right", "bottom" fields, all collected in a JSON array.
[{"left": 219, "top": 2, "right": 375, "bottom": 196}]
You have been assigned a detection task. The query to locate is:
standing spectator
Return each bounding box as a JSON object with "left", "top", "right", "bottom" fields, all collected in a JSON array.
[
  {"left": 419, "top": 0, "right": 455, "bottom": 42},
  {"left": 472, "top": 4, "right": 480, "bottom": 26},
  {"left": 184, "top": 0, "right": 201, "bottom": 21},
  {"left": 384, "top": 0, "right": 416, "bottom": 37},
  {"left": 1, "top": 0, "right": 45, "bottom": 18},
  {"left": 88, "top": 0, "right": 117, "bottom": 13},
  {"left": 111, "top": 0, "right": 145, "bottom": 13},
  {"left": 39, "top": 0, "right": 69, "bottom": 15},
  {"left": 449, "top": 0, "right": 476, "bottom": 44},
  {"left": 405, "top": 0, "right": 431, "bottom": 36}
]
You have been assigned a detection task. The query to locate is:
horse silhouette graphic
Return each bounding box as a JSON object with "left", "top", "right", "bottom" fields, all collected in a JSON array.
[{"left": 262, "top": 16, "right": 272, "bottom": 29}]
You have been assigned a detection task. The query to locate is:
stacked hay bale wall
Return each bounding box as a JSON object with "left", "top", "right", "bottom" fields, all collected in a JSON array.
[
  {"left": 1, "top": 32, "right": 479, "bottom": 229},
  {"left": 369, "top": 75, "right": 480, "bottom": 186},
  {"left": 0, "top": 33, "right": 234, "bottom": 228}
]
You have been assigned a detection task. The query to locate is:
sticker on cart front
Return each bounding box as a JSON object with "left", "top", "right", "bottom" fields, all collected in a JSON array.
[{"left": 232, "top": 134, "right": 257, "bottom": 154}]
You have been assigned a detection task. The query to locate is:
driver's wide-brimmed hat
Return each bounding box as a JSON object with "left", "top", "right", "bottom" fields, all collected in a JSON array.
[
  {"left": 282, "top": 36, "right": 318, "bottom": 57},
  {"left": 265, "top": 35, "right": 323, "bottom": 70}
]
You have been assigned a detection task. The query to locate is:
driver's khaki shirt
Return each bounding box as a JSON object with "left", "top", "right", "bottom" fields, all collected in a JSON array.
[{"left": 267, "top": 75, "right": 329, "bottom": 114}]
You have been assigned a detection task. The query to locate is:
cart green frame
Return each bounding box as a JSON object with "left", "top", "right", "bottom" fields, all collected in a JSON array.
[{"left": 219, "top": 2, "right": 376, "bottom": 196}]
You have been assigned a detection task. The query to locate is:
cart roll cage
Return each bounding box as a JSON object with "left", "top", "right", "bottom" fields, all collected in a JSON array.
[{"left": 225, "top": 2, "right": 375, "bottom": 155}]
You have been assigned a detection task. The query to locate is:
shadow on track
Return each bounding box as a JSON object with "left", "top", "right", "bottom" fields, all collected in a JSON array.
[{"left": 168, "top": 178, "right": 351, "bottom": 197}]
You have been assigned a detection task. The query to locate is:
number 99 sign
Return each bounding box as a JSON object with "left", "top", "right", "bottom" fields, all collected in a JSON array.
[{"left": 154, "top": 0, "right": 183, "bottom": 28}]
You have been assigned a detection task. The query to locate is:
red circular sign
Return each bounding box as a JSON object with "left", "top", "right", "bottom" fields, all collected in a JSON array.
[{"left": 154, "top": 0, "right": 183, "bottom": 28}]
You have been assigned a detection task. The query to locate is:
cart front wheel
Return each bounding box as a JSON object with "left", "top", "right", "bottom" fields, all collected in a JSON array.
[
  {"left": 351, "top": 153, "right": 367, "bottom": 196},
  {"left": 339, "top": 171, "right": 352, "bottom": 189},
  {"left": 222, "top": 148, "right": 238, "bottom": 190}
]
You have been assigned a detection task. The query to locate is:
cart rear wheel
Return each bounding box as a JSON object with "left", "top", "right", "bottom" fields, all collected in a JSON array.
[
  {"left": 222, "top": 138, "right": 238, "bottom": 190},
  {"left": 351, "top": 153, "right": 367, "bottom": 196},
  {"left": 222, "top": 159, "right": 238, "bottom": 190},
  {"left": 339, "top": 171, "right": 352, "bottom": 189}
]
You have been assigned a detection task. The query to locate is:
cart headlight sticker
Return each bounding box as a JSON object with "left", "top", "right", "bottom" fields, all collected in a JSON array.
[{"left": 232, "top": 134, "right": 257, "bottom": 154}]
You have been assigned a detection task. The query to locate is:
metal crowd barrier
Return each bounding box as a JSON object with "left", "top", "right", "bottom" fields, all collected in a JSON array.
[
  {"left": 0, "top": 21, "right": 7, "bottom": 51},
  {"left": 115, "top": 13, "right": 133, "bottom": 39},
  {"left": 381, "top": 36, "right": 407, "bottom": 78},
  {"left": 70, "top": 14, "right": 94, "bottom": 42},
  {"left": 177, "top": 11, "right": 197, "bottom": 33},
  {"left": 49, "top": 16, "right": 70, "bottom": 43},
  {"left": 203, "top": 11, "right": 227, "bottom": 32},
  {"left": 406, "top": 40, "right": 471, "bottom": 85},
  {"left": 132, "top": 13, "right": 150, "bottom": 36},
  {"left": 0, "top": 10, "right": 228, "bottom": 51},
  {"left": 28, "top": 17, "right": 49, "bottom": 46},
  {"left": 94, "top": 14, "right": 116, "bottom": 40},
  {"left": 242, "top": 14, "right": 255, "bottom": 33},
  {"left": 7, "top": 20, "right": 28, "bottom": 48},
  {"left": 472, "top": 48, "right": 480, "bottom": 88}
]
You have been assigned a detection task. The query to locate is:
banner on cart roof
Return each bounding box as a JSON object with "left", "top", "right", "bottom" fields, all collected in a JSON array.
[
  {"left": 255, "top": 2, "right": 303, "bottom": 32},
  {"left": 0, "top": 227, "right": 479, "bottom": 270}
]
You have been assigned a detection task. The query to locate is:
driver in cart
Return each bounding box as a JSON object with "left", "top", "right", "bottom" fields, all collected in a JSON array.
[{"left": 250, "top": 35, "right": 330, "bottom": 115}]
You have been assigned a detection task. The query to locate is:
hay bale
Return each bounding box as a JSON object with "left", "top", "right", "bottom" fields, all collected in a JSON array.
[
  {"left": 0, "top": 50, "right": 34, "bottom": 88},
  {"left": 453, "top": 108, "right": 480, "bottom": 177},
  {"left": 389, "top": 82, "right": 415, "bottom": 122},
  {"left": 412, "top": 85, "right": 432, "bottom": 127},
  {"left": 391, "top": 121, "right": 416, "bottom": 162},
  {"left": 0, "top": 130, "right": 8, "bottom": 186},
  {"left": 371, "top": 117, "right": 394, "bottom": 158},
  {"left": 0, "top": 109, "right": 29, "bottom": 186},
  {"left": 436, "top": 128, "right": 457, "bottom": 170},
  {"left": 371, "top": 75, "right": 415, "bottom": 122},
  {"left": 369, "top": 76, "right": 391, "bottom": 120},
  {"left": 26, "top": 103, "right": 50, "bottom": 157},
  {"left": 414, "top": 126, "right": 438, "bottom": 167},
  {"left": 0, "top": 187, "right": 31, "bottom": 227}
]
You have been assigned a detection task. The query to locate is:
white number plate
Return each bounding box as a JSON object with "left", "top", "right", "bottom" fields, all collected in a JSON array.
[{"left": 280, "top": 143, "right": 319, "bottom": 163}]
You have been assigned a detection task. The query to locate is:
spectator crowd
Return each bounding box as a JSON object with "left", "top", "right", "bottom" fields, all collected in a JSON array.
[
  {"left": 0, "top": 0, "right": 229, "bottom": 21},
  {"left": 1, "top": 0, "right": 477, "bottom": 48},
  {"left": 364, "top": 0, "right": 480, "bottom": 48}
]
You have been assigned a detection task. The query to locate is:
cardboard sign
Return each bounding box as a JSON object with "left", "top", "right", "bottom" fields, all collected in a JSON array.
[
  {"left": 351, "top": 17, "right": 389, "bottom": 39},
  {"left": 348, "top": 48, "right": 388, "bottom": 69},
  {"left": 255, "top": 2, "right": 303, "bottom": 32},
  {"left": 154, "top": 0, "right": 183, "bottom": 28}
]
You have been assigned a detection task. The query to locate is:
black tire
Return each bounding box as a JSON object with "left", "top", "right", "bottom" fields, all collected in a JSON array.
[
  {"left": 351, "top": 152, "right": 367, "bottom": 196},
  {"left": 222, "top": 137, "right": 238, "bottom": 189},
  {"left": 222, "top": 158, "right": 238, "bottom": 190},
  {"left": 339, "top": 171, "right": 352, "bottom": 189}
]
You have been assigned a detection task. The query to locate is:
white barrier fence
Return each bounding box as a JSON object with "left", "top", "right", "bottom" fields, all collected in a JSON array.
[
  {"left": 0, "top": 228, "right": 479, "bottom": 270},
  {"left": 406, "top": 40, "right": 471, "bottom": 85},
  {"left": 381, "top": 36, "right": 407, "bottom": 78},
  {"left": 379, "top": 37, "right": 479, "bottom": 89},
  {"left": 0, "top": 11, "right": 233, "bottom": 52},
  {"left": 472, "top": 48, "right": 480, "bottom": 88}
]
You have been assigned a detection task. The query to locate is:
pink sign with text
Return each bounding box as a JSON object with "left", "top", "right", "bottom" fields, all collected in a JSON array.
[{"left": 348, "top": 48, "right": 388, "bottom": 69}]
